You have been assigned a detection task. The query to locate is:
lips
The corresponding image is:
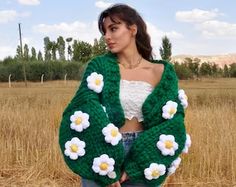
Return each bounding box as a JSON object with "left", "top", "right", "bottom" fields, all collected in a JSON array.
[{"left": 107, "top": 43, "right": 115, "bottom": 48}]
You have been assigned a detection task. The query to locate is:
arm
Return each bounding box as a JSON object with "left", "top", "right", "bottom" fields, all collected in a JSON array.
[{"left": 59, "top": 58, "right": 125, "bottom": 187}]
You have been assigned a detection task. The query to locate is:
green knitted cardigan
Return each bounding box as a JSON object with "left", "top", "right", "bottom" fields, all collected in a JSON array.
[{"left": 59, "top": 52, "right": 187, "bottom": 187}]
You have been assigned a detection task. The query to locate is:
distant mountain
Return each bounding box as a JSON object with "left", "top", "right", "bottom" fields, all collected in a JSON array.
[{"left": 172, "top": 53, "right": 236, "bottom": 68}]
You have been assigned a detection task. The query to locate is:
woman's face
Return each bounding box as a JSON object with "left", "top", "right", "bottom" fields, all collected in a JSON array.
[{"left": 103, "top": 16, "right": 135, "bottom": 54}]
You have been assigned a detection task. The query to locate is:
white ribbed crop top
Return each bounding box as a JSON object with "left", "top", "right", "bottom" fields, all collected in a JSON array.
[{"left": 119, "top": 79, "right": 154, "bottom": 122}]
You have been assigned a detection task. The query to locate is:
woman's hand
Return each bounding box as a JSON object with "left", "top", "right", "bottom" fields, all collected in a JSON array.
[
  {"left": 107, "top": 171, "right": 129, "bottom": 186},
  {"left": 119, "top": 171, "right": 129, "bottom": 184},
  {"left": 107, "top": 181, "right": 121, "bottom": 187}
]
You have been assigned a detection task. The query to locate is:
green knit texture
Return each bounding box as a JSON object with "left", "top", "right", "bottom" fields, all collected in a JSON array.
[{"left": 59, "top": 52, "right": 187, "bottom": 187}]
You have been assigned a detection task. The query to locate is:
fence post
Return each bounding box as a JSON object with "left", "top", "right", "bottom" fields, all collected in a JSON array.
[
  {"left": 64, "top": 73, "right": 67, "bottom": 85},
  {"left": 8, "top": 74, "right": 12, "bottom": 88},
  {"left": 41, "top": 74, "right": 44, "bottom": 84}
]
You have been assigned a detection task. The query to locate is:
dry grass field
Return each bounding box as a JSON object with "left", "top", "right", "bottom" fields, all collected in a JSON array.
[{"left": 0, "top": 78, "right": 235, "bottom": 187}]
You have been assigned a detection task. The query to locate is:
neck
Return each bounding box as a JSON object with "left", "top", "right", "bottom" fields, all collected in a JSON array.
[{"left": 117, "top": 47, "right": 142, "bottom": 68}]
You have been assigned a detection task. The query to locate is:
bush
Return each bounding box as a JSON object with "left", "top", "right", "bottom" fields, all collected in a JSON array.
[
  {"left": 27, "top": 62, "right": 48, "bottom": 81},
  {"left": 0, "top": 64, "right": 9, "bottom": 81},
  {"left": 229, "top": 63, "right": 236, "bottom": 77},
  {"left": 0, "top": 60, "right": 85, "bottom": 82},
  {"left": 174, "top": 62, "right": 193, "bottom": 80},
  {"left": 6, "top": 63, "right": 24, "bottom": 81},
  {"left": 64, "top": 61, "right": 86, "bottom": 80}
]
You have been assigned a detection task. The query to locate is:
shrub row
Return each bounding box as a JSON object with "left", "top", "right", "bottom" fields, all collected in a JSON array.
[{"left": 0, "top": 60, "right": 86, "bottom": 82}]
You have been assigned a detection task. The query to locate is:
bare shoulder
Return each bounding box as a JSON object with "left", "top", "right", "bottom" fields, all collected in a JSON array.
[
  {"left": 152, "top": 63, "right": 164, "bottom": 75},
  {"left": 142, "top": 60, "right": 165, "bottom": 86}
]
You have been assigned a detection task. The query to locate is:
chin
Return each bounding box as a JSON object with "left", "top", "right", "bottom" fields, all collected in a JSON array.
[{"left": 108, "top": 47, "right": 122, "bottom": 54}]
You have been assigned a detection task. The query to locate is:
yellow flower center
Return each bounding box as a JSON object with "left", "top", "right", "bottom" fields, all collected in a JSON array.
[
  {"left": 169, "top": 107, "right": 176, "bottom": 115},
  {"left": 184, "top": 95, "right": 188, "bottom": 100},
  {"left": 75, "top": 117, "right": 82, "bottom": 125},
  {"left": 111, "top": 129, "right": 118, "bottom": 137},
  {"left": 95, "top": 79, "right": 101, "bottom": 85},
  {"left": 165, "top": 140, "right": 173, "bottom": 149},
  {"left": 151, "top": 170, "right": 160, "bottom": 177},
  {"left": 99, "top": 162, "right": 108, "bottom": 171},
  {"left": 70, "top": 144, "right": 78, "bottom": 152}
]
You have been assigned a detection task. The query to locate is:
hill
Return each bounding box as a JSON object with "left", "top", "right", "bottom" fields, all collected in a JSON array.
[{"left": 172, "top": 53, "right": 236, "bottom": 68}]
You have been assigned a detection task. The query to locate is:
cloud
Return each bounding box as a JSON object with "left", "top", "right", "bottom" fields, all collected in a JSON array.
[
  {"left": 0, "top": 10, "right": 17, "bottom": 23},
  {"left": 0, "top": 10, "right": 30, "bottom": 23},
  {"left": 0, "top": 46, "right": 16, "bottom": 60},
  {"left": 32, "top": 21, "right": 101, "bottom": 44},
  {"left": 175, "top": 8, "right": 236, "bottom": 39},
  {"left": 198, "top": 20, "right": 236, "bottom": 39},
  {"left": 176, "top": 8, "right": 222, "bottom": 23},
  {"left": 17, "top": 0, "right": 40, "bottom": 6},
  {"left": 95, "top": 1, "right": 112, "bottom": 9}
]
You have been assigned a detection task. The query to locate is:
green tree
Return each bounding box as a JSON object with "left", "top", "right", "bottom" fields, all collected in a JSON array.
[
  {"left": 44, "top": 36, "right": 52, "bottom": 62},
  {"left": 92, "top": 36, "right": 107, "bottom": 57},
  {"left": 15, "top": 45, "right": 22, "bottom": 59},
  {"left": 51, "top": 41, "right": 58, "bottom": 61},
  {"left": 92, "top": 38, "right": 100, "bottom": 56},
  {"left": 174, "top": 61, "right": 193, "bottom": 79},
  {"left": 72, "top": 40, "right": 92, "bottom": 63},
  {"left": 37, "top": 50, "right": 43, "bottom": 61},
  {"left": 192, "top": 58, "right": 200, "bottom": 77},
  {"left": 23, "top": 44, "right": 29, "bottom": 60},
  {"left": 159, "top": 35, "right": 172, "bottom": 61},
  {"left": 200, "top": 62, "right": 212, "bottom": 76},
  {"left": 57, "top": 36, "right": 65, "bottom": 60},
  {"left": 218, "top": 68, "right": 223, "bottom": 77},
  {"left": 31, "top": 47, "right": 37, "bottom": 61},
  {"left": 184, "top": 57, "right": 200, "bottom": 77},
  {"left": 223, "top": 64, "right": 229, "bottom": 77},
  {"left": 211, "top": 63, "right": 219, "bottom": 77},
  {"left": 229, "top": 63, "right": 236, "bottom": 77},
  {"left": 2, "top": 56, "right": 15, "bottom": 65},
  {"left": 66, "top": 37, "right": 73, "bottom": 61}
]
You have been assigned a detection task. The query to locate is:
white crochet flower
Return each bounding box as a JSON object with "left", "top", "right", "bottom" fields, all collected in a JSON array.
[
  {"left": 107, "top": 171, "right": 117, "bottom": 179},
  {"left": 102, "top": 123, "right": 122, "bottom": 146},
  {"left": 182, "top": 134, "right": 191, "bottom": 153},
  {"left": 156, "top": 134, "right": 179, "bottom": 156},
  {"left": 64, "top": 137, "right": 86, "bottom": 160},
  {"left": 92, "top": 154, "right": 115, "bottom": 176},
  {"left": 87, "top": 72, "right": 104, "bottom": 93},
  {"left": 70, "top": 111, "right": 90, "bottom": 132},
  {"left": 144, "top": 163, "right": 166, "bottom": 180},
  {"left": 178, "top": 89, "right": 188, "bottom": 109},
  {"left": 162, "top": 101, "right": 178, "bottom": 119},
  {"left": 168, "top": 157, "right": 181, "bottom": 176}
]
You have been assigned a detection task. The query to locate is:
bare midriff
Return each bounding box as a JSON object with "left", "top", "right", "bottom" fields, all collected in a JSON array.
[{"left": 119, "top": 117, "right": 143, "bottom": 133}]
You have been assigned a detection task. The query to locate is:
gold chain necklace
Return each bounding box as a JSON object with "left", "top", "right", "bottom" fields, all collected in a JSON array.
[{"left": 119, "top": 56, "right": 143, "bottom": 69}]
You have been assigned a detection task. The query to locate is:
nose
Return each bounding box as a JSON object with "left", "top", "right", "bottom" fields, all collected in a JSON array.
[{"left": 104, "top": 32, "right": 111, "bottom": 42}]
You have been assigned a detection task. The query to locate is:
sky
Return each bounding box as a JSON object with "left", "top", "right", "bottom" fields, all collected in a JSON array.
[{"left": 0, "top": 0, "right": 236, "bottom": 60}]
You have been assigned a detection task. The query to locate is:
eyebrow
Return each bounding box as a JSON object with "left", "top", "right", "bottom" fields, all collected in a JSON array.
[
  {"left": 107, "top": 23, "right": 119, "bottom": 28},
  {"left": 103, "top": 21, "right": 121, "bottom": 34}
]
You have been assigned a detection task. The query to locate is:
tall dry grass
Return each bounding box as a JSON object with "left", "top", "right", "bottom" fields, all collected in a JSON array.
[{"left": 0, "top": 79, "right": 235, "bottom": 187}]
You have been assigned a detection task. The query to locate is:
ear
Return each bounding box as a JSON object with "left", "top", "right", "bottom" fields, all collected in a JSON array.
[{"left": 129, "top": 24, "right": 137, "bottom": 36}]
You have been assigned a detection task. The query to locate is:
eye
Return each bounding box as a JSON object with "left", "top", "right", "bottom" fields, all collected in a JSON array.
[{"left": 110, "top": 27, "right": 117, "bottom": 32}]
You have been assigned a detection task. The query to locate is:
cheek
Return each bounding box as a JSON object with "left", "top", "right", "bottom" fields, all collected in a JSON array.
[
  {"left": 116, "top": 30, "right": 132, "bottom": 44},
  {"left": 115, "top": 28, "right": 131, "bottom": 40}
]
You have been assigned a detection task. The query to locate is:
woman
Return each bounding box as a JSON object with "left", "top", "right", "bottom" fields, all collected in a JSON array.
[{"left": 59, "top": 4, "right": 191, "bottom": 187}]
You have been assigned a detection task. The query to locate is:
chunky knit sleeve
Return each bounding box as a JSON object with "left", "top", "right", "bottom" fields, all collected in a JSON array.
[
  {"left": 124, "top": 62, "right": 188, "bottom": 186},
  {"left": 59, "top": 58, "right": 125, "bottom": 187}
]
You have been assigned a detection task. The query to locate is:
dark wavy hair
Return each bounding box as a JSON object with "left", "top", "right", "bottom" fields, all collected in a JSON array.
[{"left": 98, "top": 4, "right": 153, "bottom": 60}]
